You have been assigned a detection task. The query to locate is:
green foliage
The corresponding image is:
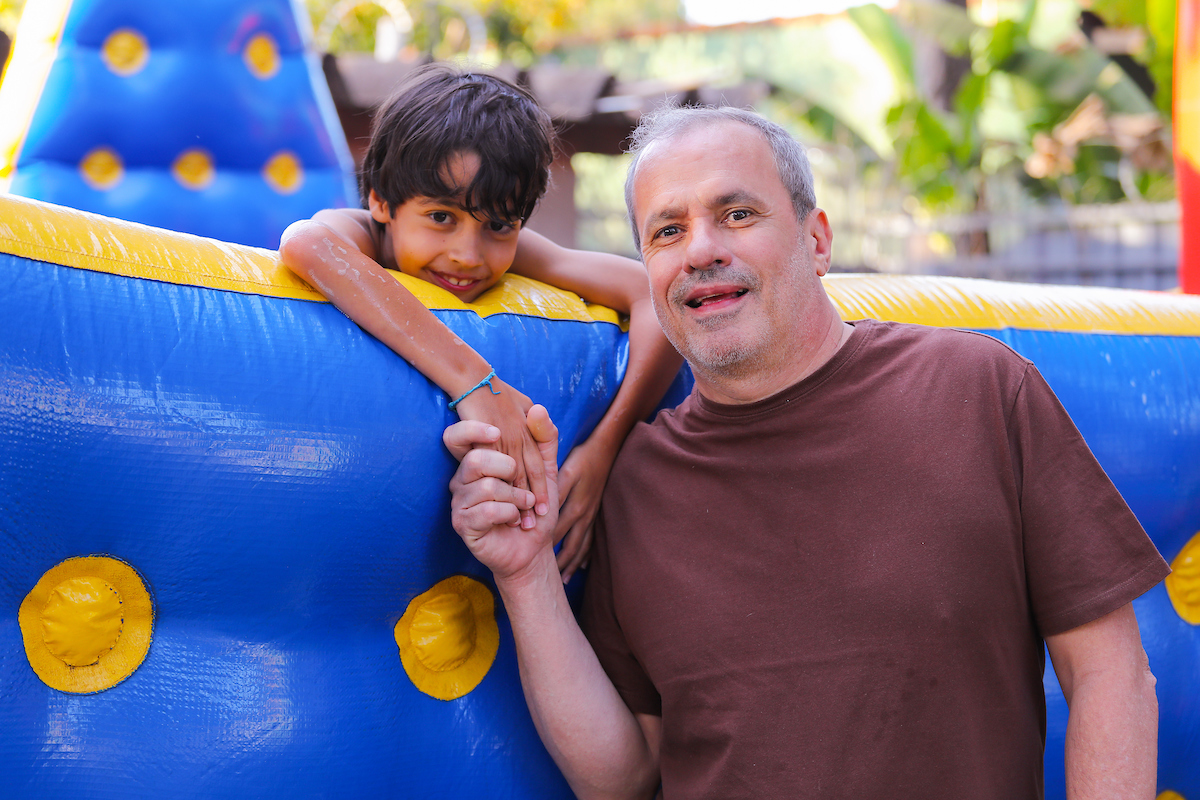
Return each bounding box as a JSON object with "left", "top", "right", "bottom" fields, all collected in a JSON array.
[
  {"left": 857, "top": 0, "right": 1174, "bottom": 214},
  {"left": 305, "top": 0, "right": 683, "bottom": 63},
  {"left": 846, "top": 4, "right": 915, "bottom": 91}
]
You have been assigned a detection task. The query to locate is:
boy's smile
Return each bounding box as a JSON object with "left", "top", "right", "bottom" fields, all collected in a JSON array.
[{"left": 369, "top": 152, "right": 521, "bottom": 304}]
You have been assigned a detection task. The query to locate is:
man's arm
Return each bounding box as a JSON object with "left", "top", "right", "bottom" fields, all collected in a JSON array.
[
  {"left": 1045, "top": 603, "right": 1158, "bottom": 800},
  {"left": 446, "top": 413, "right": 662, "bottom": 799}
]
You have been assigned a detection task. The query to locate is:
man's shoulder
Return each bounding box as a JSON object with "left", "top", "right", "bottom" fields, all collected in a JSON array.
[
  {"left": 859, "top": 319, "right": 1031, "bottom": 370},
  {"left": 622, "top": 394, "right": 692, "bottom": 449}
]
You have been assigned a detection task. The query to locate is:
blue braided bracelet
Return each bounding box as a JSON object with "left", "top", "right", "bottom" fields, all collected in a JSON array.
[{"left": 448, "top": 368, "right": 501, "bottom": 410}]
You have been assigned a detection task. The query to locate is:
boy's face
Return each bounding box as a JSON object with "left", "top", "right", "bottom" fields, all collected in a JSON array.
[{"left": 369, "top": 152, "right": 520, "bottom": 304}]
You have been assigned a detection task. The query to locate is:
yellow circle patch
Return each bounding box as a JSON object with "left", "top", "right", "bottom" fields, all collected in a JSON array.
[
  {"left": 79, "top": 146, "right": 124, "bottom": 190},
  {"left": 263, "top": 151, "right": 304, "bottom": 194},
  {"left": 172, "top": 149, "right": 215, "bottom": 190},
  {"left": 1166, "top": 531, "right": 1200, "bottom": 625},
  {"left": 243, "top": 32, "right": 281, "bottom": 79},
  {"left": 1157, "top": 791, "right": 1187, "bottom": 800},
  {"left": 19, "top": 556, "right": 154, "bottom": 693},
  {"left": 395, "top": 576, "right": 499, "bottom": 700},
  {"left": 101, "top": 28, "right": 149, "bottom": 76}
]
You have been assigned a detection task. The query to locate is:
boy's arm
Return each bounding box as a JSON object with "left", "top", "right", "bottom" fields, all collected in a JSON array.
[
  {"left": 512, "top": 231, "right": 683, "bottom": 579},
  {"left": 279, "top": 213, "right": 548, "bottom": 517}
]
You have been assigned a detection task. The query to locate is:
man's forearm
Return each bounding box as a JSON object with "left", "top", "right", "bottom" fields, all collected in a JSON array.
[
  {"left": 1062, "top": 667, "right": 1158, "bottom": 800},
  {"left": 1048, "top": 604, "right": 1159, "bottom": 799},
  {"left": 497, "top": 548, "right": 659, "bottom": 800}
]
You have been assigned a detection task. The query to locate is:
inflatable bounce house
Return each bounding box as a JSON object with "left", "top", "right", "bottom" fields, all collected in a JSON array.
[
  {"left": 0, "top": 1, "right": 1199, "bottom": 799},
  {"left": 0, "top": 0, "right": 356, "bottom": 248}
]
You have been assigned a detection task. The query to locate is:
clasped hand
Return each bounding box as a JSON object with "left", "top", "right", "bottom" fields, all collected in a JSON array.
[{"left": 445, "top": 405, "right": 562, "bottom": 582}]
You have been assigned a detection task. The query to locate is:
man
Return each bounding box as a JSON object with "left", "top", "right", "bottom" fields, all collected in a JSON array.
[{"left": 445, "top": 107, "right": 1168, "bottom": 799}]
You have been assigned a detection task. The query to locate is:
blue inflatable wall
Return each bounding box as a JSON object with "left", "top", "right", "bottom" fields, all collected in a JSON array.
[
  {"left": 0, "top": 0, "right": 357, "bottom": 248},
  {"left": 1, "top": 194, "right": 1198, "bottom": 798}
]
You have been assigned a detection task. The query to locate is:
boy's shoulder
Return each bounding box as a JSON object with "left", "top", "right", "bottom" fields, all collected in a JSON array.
[{"left": 310, "top": 208, "right": 378, "bottom": 256}]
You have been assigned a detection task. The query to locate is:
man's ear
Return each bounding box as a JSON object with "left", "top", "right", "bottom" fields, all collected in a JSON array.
[
  {"left": 806, "top": 208, "right": 834, "bottom": 277},
  {"left": 368, "top": 190, "right": 392, "bottom": 224}
]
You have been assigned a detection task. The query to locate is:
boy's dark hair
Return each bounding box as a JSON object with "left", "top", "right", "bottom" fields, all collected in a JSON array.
[{"left": 361, "top": 64, "right": 555, "bottom": 226}]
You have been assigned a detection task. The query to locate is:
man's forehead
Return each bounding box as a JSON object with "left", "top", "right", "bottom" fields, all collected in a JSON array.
[{"left": 634, "top": 124, "right": 779, "bottom": 215}]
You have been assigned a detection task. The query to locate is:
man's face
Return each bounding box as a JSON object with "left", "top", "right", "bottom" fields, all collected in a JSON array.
[{"left": 632, "top": 122, "right": 830, "bottom": 384}]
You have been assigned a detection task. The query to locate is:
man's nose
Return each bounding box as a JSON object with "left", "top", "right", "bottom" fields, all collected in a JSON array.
[{"left": 684, "top": 221, "right": 731, "bottom": 273}]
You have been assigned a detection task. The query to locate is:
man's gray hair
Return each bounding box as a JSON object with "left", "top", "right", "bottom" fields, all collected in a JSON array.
[{"left": 624, "top": 105, "right": 817, "bottom": 252}]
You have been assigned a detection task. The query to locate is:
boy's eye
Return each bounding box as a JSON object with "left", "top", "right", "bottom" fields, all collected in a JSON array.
[
  {"left": 488, "top": 220, "right": 515, "bottom": 234},
  {"left": 429, "top": 211, "right": 452, "bottom": 224}
]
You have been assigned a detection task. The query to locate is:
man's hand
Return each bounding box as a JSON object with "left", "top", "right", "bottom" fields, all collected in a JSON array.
[{"left": 445, "top": 405, "right": 561, "bottom": 581}]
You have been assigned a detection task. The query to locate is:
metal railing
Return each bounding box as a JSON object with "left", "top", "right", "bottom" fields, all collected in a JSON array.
[{"left": 833, "top": 201, "right": 1180, "bottom": 291}]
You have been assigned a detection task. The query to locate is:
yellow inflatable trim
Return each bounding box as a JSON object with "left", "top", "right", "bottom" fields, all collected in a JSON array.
[
  {"left": 395, "top": 576, "right": 499, "bottom": 701},
  {"left": 0, "top": 194, "right": 620, "bottom": 323},
  {"left": 19, "top": 556, "right": 155, "bottom": 694},
  {"left": 4, "top": 194, "right": 1200, "bottom": 333},
  {"left": 824, "top": 274, "right": 1200, "bottom": 336}
]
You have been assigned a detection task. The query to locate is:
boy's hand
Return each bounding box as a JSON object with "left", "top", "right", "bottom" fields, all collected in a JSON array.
[
  {"left": 445, "top": 406, "right": 560, "bottom": 581},
  {"left": 554, "top": 437, "right": 618, "bottom": 583},
  {"left": 452, "top": 377, "right": 549, "bottom": 527}
]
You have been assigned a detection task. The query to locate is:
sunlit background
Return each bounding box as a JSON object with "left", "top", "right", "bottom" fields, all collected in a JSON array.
[{"left": 0, "top": 0, "right": 1184, "bottom": 288}]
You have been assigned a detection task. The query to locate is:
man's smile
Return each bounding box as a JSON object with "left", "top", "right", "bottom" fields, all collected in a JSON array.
[{"left": 684, "top": 287, "right": 749, "bottom": 310}]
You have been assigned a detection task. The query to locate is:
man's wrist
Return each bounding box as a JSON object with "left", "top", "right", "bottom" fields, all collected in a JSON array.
[{"left": 494, "top": 547, "right": 562, "bottom": 602}]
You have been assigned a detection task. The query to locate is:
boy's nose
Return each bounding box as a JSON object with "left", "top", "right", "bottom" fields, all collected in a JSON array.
[{"left": 450, "top": 233, "right": 485, "bottom": 269}]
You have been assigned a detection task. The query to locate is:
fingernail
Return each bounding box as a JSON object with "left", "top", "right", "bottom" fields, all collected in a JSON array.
[
  {"left": 521, "top": 513, "right": 535, "bottom": 530},
  {"left": 525, "top": 491, "right": 536, "bottom": 508},
  {"left": 536, "top": 503, "right": 549, "bottom": 516},
  {"left": 486, "top": 426, "right": 500, "bottom": 438}
]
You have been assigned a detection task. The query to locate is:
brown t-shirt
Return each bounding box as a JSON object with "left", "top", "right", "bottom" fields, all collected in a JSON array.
[{"left": 582, "top": 319, "right": 1168, "bottom": 799}]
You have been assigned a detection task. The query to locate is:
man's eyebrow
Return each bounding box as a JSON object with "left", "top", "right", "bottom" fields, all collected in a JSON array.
[
  {"left": 642, "top": 205, "right": 684, "bottom": 235},
  {"left": 714, "top": 190, "right": 765, "bottom": 208}
]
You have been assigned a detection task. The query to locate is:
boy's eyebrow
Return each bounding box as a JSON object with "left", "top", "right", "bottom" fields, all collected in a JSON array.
[
  {"left": 413, "top": 194, "right": 469, "bottom": 208},
  {"left": 413, "top": 194, "right": 521, "bottom": 224}
]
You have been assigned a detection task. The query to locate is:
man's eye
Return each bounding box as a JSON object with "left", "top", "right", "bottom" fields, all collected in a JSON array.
[
  {"left": 729, "top": 209, "right": 751, "bottom": 221},
  {"left": 654, "top": 225, "right": 680, "bottom": 240}
]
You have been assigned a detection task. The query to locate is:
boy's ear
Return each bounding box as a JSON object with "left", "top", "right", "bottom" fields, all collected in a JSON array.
[{"left": 368, "top": 190, "right": 392, "bottom": 224}]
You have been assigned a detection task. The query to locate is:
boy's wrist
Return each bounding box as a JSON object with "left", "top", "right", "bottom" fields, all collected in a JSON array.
[
  {"left": 448, "top": 368, "right": 499, "bottom": 410},
  {"left": 441, "top": 356, "right": 498, "bottom": 401}
]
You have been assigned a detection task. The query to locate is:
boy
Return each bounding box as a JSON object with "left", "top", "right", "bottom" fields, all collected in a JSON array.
[{"left": 280, "top": 65, "right": 680, "bottom": 580}]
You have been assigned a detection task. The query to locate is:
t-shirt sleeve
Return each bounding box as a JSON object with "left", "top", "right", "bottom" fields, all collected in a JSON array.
[
  {"left": 580, "top": 515, "right": 662, "bottom": 717},
  {"left": 1011, "top": 363, "right": 1170, "bottom": 637}
]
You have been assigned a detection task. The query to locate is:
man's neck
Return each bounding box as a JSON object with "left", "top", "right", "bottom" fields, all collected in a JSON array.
[{"left": 692, "top": 315, "right": 854, "bottom": 406}]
